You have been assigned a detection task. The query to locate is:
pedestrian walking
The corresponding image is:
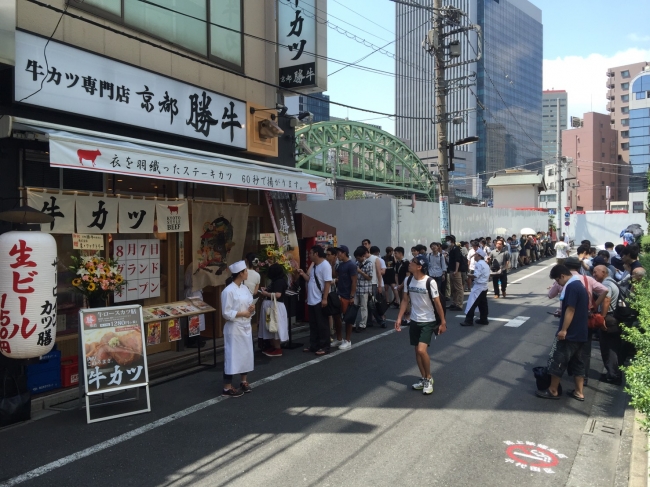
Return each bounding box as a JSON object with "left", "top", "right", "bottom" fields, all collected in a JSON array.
[
  {"left": 393, "top": 246, "right": 409, "bottom": 309},
  {"left": 428, "top": 242, "right": 447, "bottom": 300},
  {"left": 298, "top": 245, "right": 332, "bottom": 356},
  {"left": 554, "top": 239, "right": 568, "bottom": 265},
  {"left": 258, "top": 264, "right": 289, "bottom": 357},
  {"left": 369, "top": 246, "right": 387, "bottom": 327},
  {"left": 353, "top": 246, "right": 374, "bottom": 332},
  {"left": 446, "top": 235, "right": 466, "bottom": 310},
  {"left": 331, "top": 245, "right": 357, "bottom": 351},
  {"left": 461, "top": 248, "right": 490, "bottom": 326},
  {"left": 383, "top": 247, "right": 396, "bottom": 305},
  {"left": 488, "top": 239, "right": 510, "bottom": 298},
  {"left": 536, "top": 265, "right": 590, "bottom": 401},
  {"left": 221, "top": 260, "right": 256, "bottom": 397},
  {"left": 508, "top": 236, "right": 520, "bottom": 270},
  {"left": 395, "top": 255, "right": 447, "bottom": 395}
]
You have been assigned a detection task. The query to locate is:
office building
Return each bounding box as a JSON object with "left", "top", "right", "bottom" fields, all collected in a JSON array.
[
  {"left": 628, "top": 66, "right": 650, "bottom": 195},
  {"left": 606, "top": 61, "right": 649, "bottom": 201},
  {"left": 284, "top": 92, "right": 331, "bottom": 123},
  {"left": 563, "top": 112, "right": 619, "bottom": 211},
  {"left": 542, "top": 90, "right": 568, "bottom": 164},
  {"left": 396, "top": 0, "right": 543, "bottom": 200}
]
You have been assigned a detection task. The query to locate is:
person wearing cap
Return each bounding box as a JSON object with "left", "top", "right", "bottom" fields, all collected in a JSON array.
[
  {"left": 395, "top": 254, "right": 446, "bottom": 395},
  {"left": 220, "top": 260, "right": 256, "bottom": 397},
  {"left": 461, "top": 248, "right": 490, "bottom": 326},
  {"left": 331, "top": 245, "right": 357, "bottom": 350}
]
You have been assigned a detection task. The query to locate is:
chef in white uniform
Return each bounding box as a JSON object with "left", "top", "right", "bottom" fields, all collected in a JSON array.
[
  {"left": 220, "top": 260, "right": 255, "bottom": 397},
  {"left": 461, "top": 249, "right": 491, "bottom": 326}
]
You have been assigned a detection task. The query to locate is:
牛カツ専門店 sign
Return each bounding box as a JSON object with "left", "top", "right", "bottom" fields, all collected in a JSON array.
[
  {"left": 15, "top": 31, "right": 246, "bottom": 149},
  {"left": 278, "top": 0, "right": 317, "bottom": 89}
]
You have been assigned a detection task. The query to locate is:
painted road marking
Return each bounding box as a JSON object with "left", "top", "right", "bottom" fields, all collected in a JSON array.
[
  {"left": 504, "top": 316, "right": 530, "bottom": 328},
  {"left": 510, "top": 264, "right": 553, "bottom": 284},
  {"left": 454, "top": 315, "right": 510, "bottom": 322},
  {"left": 504, "top": 440, "right": 568, "bottom": 474},
  {"left": 0, "top": 329, "right": 397, "bottom": 487}
]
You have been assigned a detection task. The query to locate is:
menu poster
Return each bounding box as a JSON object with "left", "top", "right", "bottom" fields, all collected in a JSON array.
[
  {"left": 188, "top": 316, "right": 201, "bottom": 337},
  {"left": 147, "top": 322, "right": 161, "bottom": 346},
  {"left": 79, "top": 305, "right": 149, "bottom": 395},
  {"left": 168, "top": 319, "right": 181, "bottom": 342}
]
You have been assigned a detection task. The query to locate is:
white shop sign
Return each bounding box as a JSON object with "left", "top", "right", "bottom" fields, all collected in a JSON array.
[
  {"left": 278, "top": 0, "right": 317, "bottom": 89},
  {"left": 15, "top": 31, "right": 246, "bottom": 149},
  {"left": 48, "top": 133, "right": 329, "bottom": 196}
]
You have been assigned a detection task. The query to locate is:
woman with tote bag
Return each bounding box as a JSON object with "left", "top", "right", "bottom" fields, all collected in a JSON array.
[{"left": 258, "top": 264, "right": 289, "bottom": 358}]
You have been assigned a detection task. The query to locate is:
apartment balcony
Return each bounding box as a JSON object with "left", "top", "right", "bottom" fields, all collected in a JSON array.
[
  {"left": 606, "top": 70, "right": 614, "bottom": 77},
  {"left": 607, "top": 101, "right": 615, "bottom": 112},
  {"left": 610, "top": 118, "right": 616, "bottom": 124},
  {"left": 606, "top": 80, "right": 615, "bottom": 89},
  {"left": 606, "top": 91, "right": 614, "bottom": 100}
]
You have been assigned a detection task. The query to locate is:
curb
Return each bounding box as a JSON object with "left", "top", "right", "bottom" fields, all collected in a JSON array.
[{"left": 629, "top": 411, "right": 649, "bottom": 487}]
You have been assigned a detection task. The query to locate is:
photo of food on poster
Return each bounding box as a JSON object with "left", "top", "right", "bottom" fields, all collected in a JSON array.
[
  {"left": 168, "top": 318, "right": 181, "bottom": 342},
  {"left": 188, "top": 315, "right": 201, "bottom": 337},
  {"left": 80, "top": 306, "right": 148, "bottom": 394},
  {"left": 147, "top": 322, "right": 161, "bottom": 346}
]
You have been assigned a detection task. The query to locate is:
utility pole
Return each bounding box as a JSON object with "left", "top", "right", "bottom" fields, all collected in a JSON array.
[
  {"left": 556, "top": 97, "right": 562, "bottom": 234},
  {"left": 434, "top": 0, "right": 450, "bottom": 239}
]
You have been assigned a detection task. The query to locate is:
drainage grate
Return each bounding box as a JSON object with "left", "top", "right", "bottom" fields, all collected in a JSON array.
[{"left": 585, "top": 419, "right": 621, "bottom": 436}]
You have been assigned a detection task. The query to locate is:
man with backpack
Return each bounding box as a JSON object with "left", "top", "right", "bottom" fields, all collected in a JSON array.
[
  {"left": 593, "top": 265, "right": 622, "bottom": 384},
  {"left": 395, "top": 254, "right": 447, "bottom": 395}
]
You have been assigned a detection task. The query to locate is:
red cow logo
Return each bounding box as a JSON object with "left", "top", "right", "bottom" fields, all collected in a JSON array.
[
  {"left": 77, "top": 149, "right": 102, "bottom": 167},
  {"left": 308, "top": 182, "right": 317, "bottom": 191},
  {"left": 167, "top": 206, "right": 179, "bottom": 214}
]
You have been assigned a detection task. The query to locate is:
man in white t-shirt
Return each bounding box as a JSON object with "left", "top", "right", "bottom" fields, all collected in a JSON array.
[
  {"left": 554, "top": 240, "right": 569, "bottom": 265},
  {"left": 298, "top": 245, "right": 332, "bottom": 356},
  {"left": 395, "top": 254, "right": 447, "bottom": 395}
]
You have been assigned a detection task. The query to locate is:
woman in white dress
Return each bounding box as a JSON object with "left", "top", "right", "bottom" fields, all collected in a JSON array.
[
  {"left": 258, "top": 264, "right": 289, "bottom": 357},
  {"left": 221, "top": 260, "right": 255, "bottom": 397}
]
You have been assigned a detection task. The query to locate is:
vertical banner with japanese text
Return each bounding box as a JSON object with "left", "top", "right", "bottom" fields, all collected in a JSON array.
[
  {"left": 113, "top": 239, "right": 161, "bottom": 302},
  {"left": 79, "top": 305, "right": 149, "bottom": 395},
  {"left": 191, "top": 202, "right": 249, "bottom": 291},
  {"left": 117, "top": 198, "right": 156, "bottom": 234},
  {"left": 27, "top": 190, "right": 76, "bottom": 233},
  {"left": 76, "top": 195, "right": 118, "bottom": 234},
  {"left": 278, "top": 0, "right": 318, "bottom": 90},
  {"left": 156, "top": 201, "right": 190, "bottom": 232},
  {"left": 264, "top": 192, "right": 300, "bottom": 266}
]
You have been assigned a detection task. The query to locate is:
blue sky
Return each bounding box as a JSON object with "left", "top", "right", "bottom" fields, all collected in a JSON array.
[{"left": 324, "top": 0, "right": 650, "bottom": 135}]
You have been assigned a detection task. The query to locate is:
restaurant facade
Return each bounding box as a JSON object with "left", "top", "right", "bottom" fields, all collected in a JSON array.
[{"left": 0, "top": 0, "right": 329, "bottom": 398}]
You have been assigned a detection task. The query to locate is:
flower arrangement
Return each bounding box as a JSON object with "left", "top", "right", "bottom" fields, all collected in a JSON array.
[
  {"left": 70, "top": 254, "right": 125, "bottom": 300},
  {"left": 258, "top": 245, "right": 295, "bottom": 276}
]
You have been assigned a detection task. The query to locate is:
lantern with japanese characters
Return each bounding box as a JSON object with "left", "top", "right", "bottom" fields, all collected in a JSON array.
[{"left": 0, "top": 231, "right": 58, "bottom": 359}]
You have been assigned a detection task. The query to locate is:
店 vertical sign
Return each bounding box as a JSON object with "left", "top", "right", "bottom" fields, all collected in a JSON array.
[{"left": 278, "top": 0, "right": 318, "bottom": 90}]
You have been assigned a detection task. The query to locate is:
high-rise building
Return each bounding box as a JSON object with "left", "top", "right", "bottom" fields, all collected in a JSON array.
[
  {"left": 542, "top": 90, "right": 568, "bottom": 164},
  {"left": 564, "top": 112, "right": 619, "bottom": 211},
  {"left": 395, "top": 0, "right": 543, "bottom": 200},
  {"left": 606, "top": 61, "right": 649, "bottom": 200},
  {"left": 628, "top": 66, "right": 650, "bottom": 194},
  {"left": 284, "top": 92, "right": 330, "bottom": 123}
]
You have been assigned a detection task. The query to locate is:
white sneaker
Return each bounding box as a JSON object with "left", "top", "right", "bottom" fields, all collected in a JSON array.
[
  {"left": 331, "top": 339, "right": 342, "bottom": 347},
  {"left": 412, "top": 378, "right": 425, "bottom": 390},
  {"left": 422, "top": 378, "right": 434, "bottom": 395},
  {"left": 338, "top": 340, "right": 351, "bottom": 350}
]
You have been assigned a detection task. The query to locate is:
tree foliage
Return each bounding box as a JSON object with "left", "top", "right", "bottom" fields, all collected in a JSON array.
[{"left": 345, "top": 190, "right": 366, "bottom": 200}]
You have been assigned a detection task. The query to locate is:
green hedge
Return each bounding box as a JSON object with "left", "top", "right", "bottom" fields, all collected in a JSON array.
[
  {"left": 622, "top": 279, "right": 650, "bottom": 431},
  {"left": 641, "top": 235, "right": 650, "bottom": 254}
]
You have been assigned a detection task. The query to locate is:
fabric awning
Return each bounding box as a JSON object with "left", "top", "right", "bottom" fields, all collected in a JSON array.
[{"left": 13, "top": 118, "right": 330, "bottom": 197}]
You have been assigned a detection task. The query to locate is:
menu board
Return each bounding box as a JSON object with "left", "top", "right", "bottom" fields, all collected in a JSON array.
[
  {"left": 79, "top": 305, "right": 149, "bottom": 396},
  {"left": 142, "top": 299, "right": 215, "bottom": 324}
]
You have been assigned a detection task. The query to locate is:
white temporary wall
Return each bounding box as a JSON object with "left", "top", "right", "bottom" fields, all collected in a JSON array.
[
  {"left": 297, "top": 199, "right": 549, "bottom": 249},
  {"left": 568, "top": 212, "right": 647, "bottom": 246}
]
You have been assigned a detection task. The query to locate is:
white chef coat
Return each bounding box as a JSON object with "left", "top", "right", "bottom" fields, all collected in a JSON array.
[
  {"left": 221, "top": 281, "right": 254, "bottom": 375},
  {"left": 464, "top": 259, "right": 490, "bottom": 313},
  {"left": 467, "top": 248, "right": 477, "bottom": 271}
]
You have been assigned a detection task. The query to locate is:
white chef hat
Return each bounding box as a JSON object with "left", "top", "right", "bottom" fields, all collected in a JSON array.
[
  {"left": 476, "top": 248, "right": 487, "bottom": 258},
  {"left": 228, "top": 260, "right": 246, "bottom": 274}
]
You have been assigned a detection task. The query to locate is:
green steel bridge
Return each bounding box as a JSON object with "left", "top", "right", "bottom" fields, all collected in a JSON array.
[{"left": 294, "top": 121, "right": 437, "bottom": 201}]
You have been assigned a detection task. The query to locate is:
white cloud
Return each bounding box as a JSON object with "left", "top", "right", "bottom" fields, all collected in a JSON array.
[
  {"left": 544, "top": 49, "right": 650, "bottom": 119},
  {"left": 627, "top": 33, "right": 650, "bottom": 42}
]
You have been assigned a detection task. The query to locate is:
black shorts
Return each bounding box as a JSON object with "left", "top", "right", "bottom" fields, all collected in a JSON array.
[{"left": 547, "top": 338, "right": 588, "bottom": 378}]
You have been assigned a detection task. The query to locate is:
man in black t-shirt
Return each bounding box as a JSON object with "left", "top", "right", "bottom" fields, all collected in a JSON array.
[
  {"left": 332, "top": 245, "right": 357, "bottom": 351},
  {"left": 446, "top": 235, "right": 466, "bottom": 310}
]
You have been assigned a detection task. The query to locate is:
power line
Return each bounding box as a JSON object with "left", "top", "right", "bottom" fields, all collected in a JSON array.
[
  {"left": 22, "top": 0, "right": 435, "bottom": 121},
  {"left": 330, "top": 0, "right": 395, "bottom": 36}
]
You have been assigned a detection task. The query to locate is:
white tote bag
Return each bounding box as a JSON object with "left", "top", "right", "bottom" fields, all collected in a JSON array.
[{"left": 265, "top": 293, "right": 279, "bottom": 334}]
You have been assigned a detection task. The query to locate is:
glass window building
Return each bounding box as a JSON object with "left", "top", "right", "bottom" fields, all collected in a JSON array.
[
  {"left": 396, "top": 0, "right": 542, "bottom": 197},
  {"left": 629, "top": 70, "right": 650, "bottom": 192}
]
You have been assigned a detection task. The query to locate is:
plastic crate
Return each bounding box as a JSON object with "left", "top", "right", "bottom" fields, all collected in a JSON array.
[
  {"left": 27, "top": 349, "right": 62, "bottom": 394},
  {"left": 61, "top": 356, "right": 79, "bottom": 388}
]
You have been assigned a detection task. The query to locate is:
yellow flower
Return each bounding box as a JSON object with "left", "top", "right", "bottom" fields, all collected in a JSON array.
[
  {"left": 267, "top": 250, "right": 273, "bottom": 257},
  {"left": 87, "top": 266, "right": 96, "bottom": 274},
  {"left": 92, "top": 257, "right": 99, "bottom": 265},
  {"left": 87, "top": 283, "right": 97, "bottom": 292},
  {"left": 115, "top": 275, "right": 123, "bottom": 284},
  {"left": 72, "top": 278, "right": 82, "bottom": 287}
]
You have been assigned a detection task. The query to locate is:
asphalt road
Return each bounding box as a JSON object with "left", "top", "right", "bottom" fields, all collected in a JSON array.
[{"left": 0, "top": 257, "right": 631, "bottom": 487}]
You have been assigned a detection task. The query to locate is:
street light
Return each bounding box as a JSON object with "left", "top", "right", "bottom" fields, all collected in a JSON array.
[{"left": 448, "top": 136, "right": 479, "bottom": 172}]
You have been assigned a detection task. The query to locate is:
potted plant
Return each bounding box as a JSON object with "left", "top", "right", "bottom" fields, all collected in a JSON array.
[{"left": 70, "top": 254, "right": 125, "bottom": 308}]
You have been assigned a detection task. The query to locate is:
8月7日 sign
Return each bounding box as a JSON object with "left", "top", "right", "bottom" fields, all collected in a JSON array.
[{"left": 503, "top": 440, "right": 567, "bottom": 474}]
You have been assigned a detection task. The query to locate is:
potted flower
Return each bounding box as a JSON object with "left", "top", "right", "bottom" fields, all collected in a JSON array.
[{"left": 70, "top": 254, "right": 125, "bottom": 308}]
